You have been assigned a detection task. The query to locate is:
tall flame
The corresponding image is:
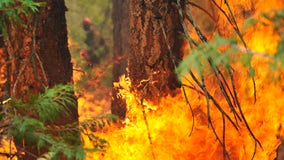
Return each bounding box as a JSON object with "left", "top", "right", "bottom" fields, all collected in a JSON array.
[{"left": 80, "top": 1, "right": 284, "bottom": 160}]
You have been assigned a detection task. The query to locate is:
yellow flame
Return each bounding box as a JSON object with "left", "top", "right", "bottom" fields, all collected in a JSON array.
[
  {"left": 82, "top": 1, "right": 284, "bottom": 160},
  {"left": 85, "top": 66, "right": 284, "bottom": 159}
]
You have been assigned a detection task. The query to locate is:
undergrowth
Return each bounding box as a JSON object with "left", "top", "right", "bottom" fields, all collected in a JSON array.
[{"left": 0, "top": 84, "right": 118, "bottom": 159}]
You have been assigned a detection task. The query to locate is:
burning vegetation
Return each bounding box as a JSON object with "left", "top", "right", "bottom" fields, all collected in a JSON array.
[
  {"left": 0, "top": 0, "right": 283, "bottom": 159},
  {"left": 77, "top": 0, "right": 284, "bottom": 160}
]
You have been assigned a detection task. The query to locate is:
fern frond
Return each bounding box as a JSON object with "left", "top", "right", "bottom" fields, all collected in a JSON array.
[
  {"left": 9, "top": 116, "right": 45, "bottom": 145},
  {"left": 80, "top": 114, "right": 119, "bottom": 132},
  {"left": 25, "top": 84, "right": 76, "bottom": 123}
]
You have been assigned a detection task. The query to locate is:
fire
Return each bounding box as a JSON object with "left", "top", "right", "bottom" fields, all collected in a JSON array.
[
  {"left": 80, "top": 1, "right": 284, "bottom": 160},
  {"left": 85, "top": 66, "right": 283, "bottom": 160}
]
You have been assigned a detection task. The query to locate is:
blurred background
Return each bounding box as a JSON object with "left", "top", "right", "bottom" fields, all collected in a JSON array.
[{"left": 65, "top": 0, "right": 113, "bottom": 120}]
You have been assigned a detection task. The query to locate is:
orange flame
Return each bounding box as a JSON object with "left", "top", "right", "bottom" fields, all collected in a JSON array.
[{"left": 80, "top": 1, "right": 284, "bottom": 160}]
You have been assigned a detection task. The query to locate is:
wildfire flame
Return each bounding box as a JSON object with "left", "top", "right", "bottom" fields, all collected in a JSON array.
[
  {"left": 78, "top": 0, "right": 284, "bottom": 160},
  {"left": 0, "top": 0, "right": 282, "bottom": 159}
]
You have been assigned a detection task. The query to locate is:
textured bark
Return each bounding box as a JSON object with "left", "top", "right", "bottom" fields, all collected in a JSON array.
[
  {"left": 0, "top": 30, "right": 10, "bottom": 111},
  {"left": 111, "top": 0, "right": 129, "bottom": 118},
  {"left": 3, "top": 0, "right": 79, "bottom": 159},
  {"left": 129, "top": 0, "right": 184, "bottom": 102},
  {"left": 111, "top": 0, "right": 185, "bottom": 118}
]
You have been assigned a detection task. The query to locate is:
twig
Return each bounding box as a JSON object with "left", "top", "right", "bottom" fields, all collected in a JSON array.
[
  {"left": 251, "top": 141, "right": 257, "bottom": 160},
  {"left": 0, "top": 152, "right": 16, "bottom": 159},
  {"left": 222, "top": 114, "right": 228, "bottom": 160},
  {"left": 211, "top": 0, "right": 257, "bottom": 103},
  {"left": 223, "top": 0, "right": 257, "bottom": 104},
  {"left": 177, "top": 1, "right": 262, "bottom": 159},
  {"left": 34, "top": 53, "right": 48, "bottom": 87},
  {"left": 210, "top": 0, "right": 238, "bottom": 34},
  {"left": 182, "top": 83, "right": 205, "bottom": 96},
  {"left": 184, "top": 2, "right": 242, "bottom": 122},
  {"left": 184, "top": 4, "right": 208, "bottom": 42},
  {"left": 12, "top": 55, "right": 32, "bottom": 95},
  {"left": 214, "top": 0, "right": 262, "bottom": 151},
  {"left": 177, "top": 5, "right": 244, "bottom": 159},
  {"left": 0, "top": 122, "right": 10, "bottom": 129},
  {"left": 181, "top": 85, "right": 194, "bottom": 136},
  {"left": 174, "top": 1, "right": 197, "bottom": 48},
  {"left": 140, "top": 82, "right": 156, "bottom": 160},
  {"left": 158, "top": 17, "right": 195, "bottom": 137},
  {"left": 186, "top": 1, "right": 217, "bottom": 22},
  {"left": 188, "top": 71, "right": 239, "bottom": 129},
  {"left": 14, "top": 144, "right": 38, "bottom": 159},
  {"left": 0, "top": 59, "right": 13, "bottom": 67},
  {"left": 32, "top": 15, "right": 48, "bottom": 87},
  {"left": 72, "top": 68, "right": 86, "bottom": 74},
  {"left": 177, "top": 0, "right": 239, "bottom": 128},
  {"left": 188, "top": 71, "right": 234, "bottom": 160},
  {"left": 213, "top": 66, "right": 242, "bottom": 122},
  {"left": 12, "top": 15, "right": 48, "bottom": 95}
]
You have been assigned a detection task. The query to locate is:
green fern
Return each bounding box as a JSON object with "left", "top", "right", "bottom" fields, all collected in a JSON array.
[
  {"left": 176, "top": 34, "right": 239, "bottom": 79},
  {"left": 80, "top": 114, "right": 119, "bottom": 152},
  {"left": 5, "top": 84, "right": 84, "bottom": 159},
  {"left": 10, "top": 84, "right": 76, "bottom": 123},
  {"left": 80, "top": 114, "right": 119, "bottom": 132},
  {"left": 34, "top": 84, "right": 76, "bottom": 123},
  {"left": 0, "top": 84, "right": 119, "bottom": 159}
]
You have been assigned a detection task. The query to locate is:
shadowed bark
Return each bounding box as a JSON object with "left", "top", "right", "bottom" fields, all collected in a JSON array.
[
  {"left": 111, "top": 0, "right": 129, "bottom": 118},
  {"left": 2, "top": 0, "right": 79, "bottom": 159},
  {"left": 0, "top": 30, "right": 10, "bottom": 118}
]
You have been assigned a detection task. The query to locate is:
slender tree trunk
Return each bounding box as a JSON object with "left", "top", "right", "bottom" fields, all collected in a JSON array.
[
  {"left": 111, "top": 0, "right": 129, "bottom": 118},
  {"left": 128, "top": 1, "right": 184, "bottom": 102},
  {"left": 3, "top": 0, "right": 79, "bottom": 159}
]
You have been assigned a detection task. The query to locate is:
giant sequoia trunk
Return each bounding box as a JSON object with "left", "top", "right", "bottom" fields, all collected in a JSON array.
[
  {"left": 112, "top": 1, "right": 184, "bottom": 118},
  {"left": 2, "top": 0, "right": 79, "bottom": 159}
]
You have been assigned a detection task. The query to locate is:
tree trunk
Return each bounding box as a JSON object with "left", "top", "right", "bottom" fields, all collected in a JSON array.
[
  {"left": 111, "top": 0, "right": 185, "bottom": 118},
  {"left": 111, "top": 0, "right": 129, "bottom": 118},
  {"left": 3, "top": 0, "right": 79, "bottom": 159},
  {"left": 0, "top": 30, "right": 10, "bottom": 116},
  {"left": 128, "top": 1, "right": 184, "bottom": 102}
]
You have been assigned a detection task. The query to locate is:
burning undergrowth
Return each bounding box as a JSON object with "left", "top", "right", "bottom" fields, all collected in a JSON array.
[
  {"left": 73, "top": 0, "right": 284, "bottom": 160},
  {"left": 86, "top": 67, "right": 284, "bottom": 160},
  {"left": 84, "top": 1, "right": 284, "bottom": 160}
]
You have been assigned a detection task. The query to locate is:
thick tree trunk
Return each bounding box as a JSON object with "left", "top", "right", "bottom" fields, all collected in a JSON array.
[
  {"left": 128, "top": 1, "right": 184, "bottom": 102},
  {"left": 111, "top": 1, "right": 185, "bottom": 118},
  {"left": 3, "top": 0, "right": 79, "bottom": 159},
  {"left": 111, "top": 0, "right": 129, "bottom": 118}
]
